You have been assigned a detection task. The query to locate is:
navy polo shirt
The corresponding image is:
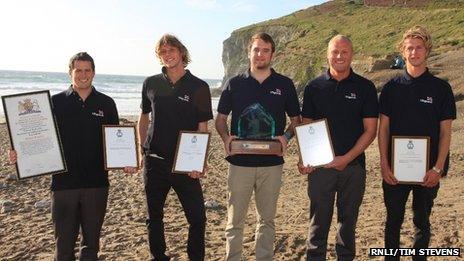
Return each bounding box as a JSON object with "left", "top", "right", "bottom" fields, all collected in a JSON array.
[
  {"left": 51, "top": 86, "right": 119, "bottom": 191},
  {"left": 140, "top": 68, "right": 213, "bottom": 163},
  {"left": 379, "top": 69, "right": 456, "bottom": 174},
  {"left": 302, "top": 69, "right": 379, "bottom": 168},
  {"left": 217, "top": 68, "right": 301, "bottom": 167}
]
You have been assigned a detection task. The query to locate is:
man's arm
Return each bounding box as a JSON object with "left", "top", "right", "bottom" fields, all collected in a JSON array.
[
  {"left": 197, "top": 121, "right": 208, "bottom": 132},
  {"left": 423, "top": 119, "right": 452, "bottom": 187},
  {"left": 378, "top": 113, "right": 397, "bottom": 184},
  {"left": 215, "top": 113, "right": 234, "bottom": 155},
  {"left": 325, "top": 117, "right": 377, "bottom": 171},
  {"left": 274, "top": 115, "right": 301, "bottom": 156},
  {"left": 137, "top": 112, "right": 150, "bottom": 159}
]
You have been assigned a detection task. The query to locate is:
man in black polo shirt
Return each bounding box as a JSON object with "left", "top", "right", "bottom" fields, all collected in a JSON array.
[
  {"left": 299, "top": 35, "right": 378, "bottom": 260},
  {"left": 137, "top": 34, "right": 212, "bottom": 261},
  {"left": 378, "top": 26, "right": 456, "bottom": 260},
  {"left": 215, "top": 33, "right": 301, "bottom": 260},
  {"left": 8, "top": 52, "right": 121, "bottom": 260},
  {"left": 51, "top": 52, "right": 122, "bottom": 260}
]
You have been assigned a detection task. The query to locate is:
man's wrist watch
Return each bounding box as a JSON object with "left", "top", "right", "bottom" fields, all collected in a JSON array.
[
  {"left": 283, "top": 131, "right": 292, "bottom": 142},
  {"left": 432, "top": 166, "right": 443, "bottom": 176}
]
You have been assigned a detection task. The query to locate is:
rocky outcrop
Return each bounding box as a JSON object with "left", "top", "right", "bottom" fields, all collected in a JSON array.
[
  {"left": 222, "top": 25, "right": 309, "bottom": 87},
  {"left": 363, "top": 0, "right": 429, "bottom": 7}
]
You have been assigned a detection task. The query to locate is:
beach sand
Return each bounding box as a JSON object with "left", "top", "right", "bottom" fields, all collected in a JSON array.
[{"left": 0, "top": 103, "right": 463, "bottom": 260}]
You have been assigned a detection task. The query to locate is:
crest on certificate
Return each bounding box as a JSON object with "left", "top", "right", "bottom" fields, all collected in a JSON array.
[
  {"left": 191, "top": 135, "right": 197, "bottom": 144},
  {"left": 308, "top": 126, "right": 315, "bottom": 135},
  {"left": 116, "top": 129, "right": 123, "bottom": 138},
  {"left": 18, "top": 98, "right": 41, "bottom": 115},
  {"left": 407, "top": 140, "right": 414, "bottom": 150}
]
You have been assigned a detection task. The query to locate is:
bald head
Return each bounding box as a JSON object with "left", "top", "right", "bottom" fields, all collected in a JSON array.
[
  {"left": 328, "top": 35, "right": 353, "bottom": 53},
  {"left": 327, "top": 34, "right": 353, "bottom": 79}
]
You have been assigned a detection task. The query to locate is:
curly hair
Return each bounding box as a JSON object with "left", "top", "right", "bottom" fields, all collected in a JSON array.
[{"left": 398, "top": 26, "right": 433, "bottom": 56}]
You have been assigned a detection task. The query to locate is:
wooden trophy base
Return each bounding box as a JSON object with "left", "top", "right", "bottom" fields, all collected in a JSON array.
[{"left": 230, "top": 139, "right": 282, "bottom": 155}]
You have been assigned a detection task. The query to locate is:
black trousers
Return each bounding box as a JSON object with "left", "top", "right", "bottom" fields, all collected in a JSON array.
[
  {"left": 383, "top": 182, "right": 439, "bottom": 261},
  {"left": 306, "top": 164, "right": 366, "bottom": 261},
  {"left": 52, "top": 187, "right": 109, "bottom": 261},
  {"left": 143, "top": 156, "right": 206, "bottom": 261}
]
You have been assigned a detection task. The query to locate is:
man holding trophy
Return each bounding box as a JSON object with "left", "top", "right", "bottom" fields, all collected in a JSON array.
[{"left": 215, "top": 32, "right": 301, "bottom": 260}]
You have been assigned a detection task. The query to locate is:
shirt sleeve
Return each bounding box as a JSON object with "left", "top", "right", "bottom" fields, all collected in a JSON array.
[
  {"left": 194, "top": 82, "right": 213, "bottom": 122},
  {"left": 217, "top": 78, "right": 233, "bottom": 115},
  {"left": 108, "top": 98, "right": 119, "bottom": 125},
  {"left": 378, "top": 81, "right": 392, "bottom": 117},
  {"left": 140, "top": 78, "right": 151, "bottom": 114},
  {"left": 439, "top": 82, "right": 457, "bottom": 121},
  {"left": 362, "top": 81, "right": 379, "bottom": 118},
  {"left": 301, "top": 82, "right": 316, "bottom": 119},
  {"left": 285, "top": 79, "right": 301, "bottom": 117}
]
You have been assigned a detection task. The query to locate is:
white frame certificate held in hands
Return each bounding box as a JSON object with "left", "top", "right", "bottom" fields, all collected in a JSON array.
[
  {"left": 295, "top": 119, "right": 335, "bottom": 167},
  {"left": 172, "top": 131, "right": 210, "bottom": 174},
  {"left": 392, "top": 136, "right": 430, "bottom": 184},
  {"left": 2, "top": 90, "right": 67, "bottom": 180},
  {"left": 103, "top": 125, "right": 139, "bottom": 170}
]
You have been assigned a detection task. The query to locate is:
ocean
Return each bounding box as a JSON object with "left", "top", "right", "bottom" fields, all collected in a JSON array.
[{"left": 0, "top": 70, "right": 222, "bottom": 117}]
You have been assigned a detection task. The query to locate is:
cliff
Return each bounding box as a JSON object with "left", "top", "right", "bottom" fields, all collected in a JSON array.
[{"left": 221, "top": 0, "right": 464, "bottom": 96}]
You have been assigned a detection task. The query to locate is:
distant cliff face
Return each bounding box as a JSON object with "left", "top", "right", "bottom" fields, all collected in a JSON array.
[
  {"left": 222, "top": 25, "right": 309, "bottom": 88},
  {"left": 221, "top": 0, "right": 464, "bottom": 94}
]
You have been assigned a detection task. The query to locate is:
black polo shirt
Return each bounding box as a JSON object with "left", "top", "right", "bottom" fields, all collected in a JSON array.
[
  {"left": 51, "top": 86, "right": 119, "bottom": 191},
  {"left": 379, "top": 69, "right": 456, "bottom": 174},
  {"left": 302, "top": 69, "right": 379, "bottom": 168},
  {"left": 140, "top": 68, "right": 213, "bottom": 163},
  {"left": 217, "top": 68, "right": 301, "bottom": 167}
]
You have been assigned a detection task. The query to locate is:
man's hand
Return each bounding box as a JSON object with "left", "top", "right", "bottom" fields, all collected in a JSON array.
[
  {"left": 298, "top": 161, "right": 315, "bottom": 175},
  {"left": 223, "top": 135, "right": 237, "bottom": 156},
  {"left": 188, "top": 166, "right": 208, "bottom": 179},
  {"left": 324, "top": 156, "right": 350, "bottom": 171},
  {"left": 273, "top": 136, "right": 288, "bottom": 156},
  {"left": 381, "top": 163, "right": 398, "bottom": 185},
  {"left": 423, "top": 169, "right": 441, "bottom": 187},
  {"left": 123, "top": 166, "right": 139, "bottom": 174},
  {"left": 8, "top": 150, "right": 17, "bottom": 164}
]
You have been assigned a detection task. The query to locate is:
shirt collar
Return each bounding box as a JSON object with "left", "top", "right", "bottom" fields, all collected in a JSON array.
[
  {"left": 244, "top": 68, "right": 276, "bottom": 80},
  {"left": 324, "top": 68, "right": 355, "bottom": 82},
  {"left": 161, "top": 66, "right": 190, "bottom": 84},
  {"left": 65, "top": 85, "right": 96, "bottom": 99},
  {"left": 402, "top": 67, "right": 432, "bottom": 82}
]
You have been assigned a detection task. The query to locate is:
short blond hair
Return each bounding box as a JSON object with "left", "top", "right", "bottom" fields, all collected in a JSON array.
[{"left": 398, "top": 26, "right": 433, "bottom": 56}]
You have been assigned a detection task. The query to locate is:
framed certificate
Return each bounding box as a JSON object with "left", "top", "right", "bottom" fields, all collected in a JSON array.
[
  {"left": 172, "top": 131, "right": 210, "bottom": 174},
  {"left": 2, "top": 90, "right": 67, "bottom": 180},
  {"left": 103, "top": 125, "right": 139, "bottom": 170},
  {"left": 295, "top": 119, "right": 335, "bottom": 167},
  {"left": 392, "top": 136, "right": 430, "bottom": 184}
]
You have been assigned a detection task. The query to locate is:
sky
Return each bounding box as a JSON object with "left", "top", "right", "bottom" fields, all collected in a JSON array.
[{"left": 0, "top": 0, "right": 326, "bottom": 79}]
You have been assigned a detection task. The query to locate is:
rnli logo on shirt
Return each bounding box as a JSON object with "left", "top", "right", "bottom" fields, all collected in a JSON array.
[
  {"left": 178, "top": 95, "right": 190, "bottom": 102},
  {"left": 345, "top": 93, "right": 357, "bottom": 100},
  {"left": 270, "top": 88, "right": 282, "bottom": 95},
  {"left": 92, "top": 110, "right": 104, "bottom": 117},
  {"left": 419, "top": 96, "right": 433, "bottom": 104}
]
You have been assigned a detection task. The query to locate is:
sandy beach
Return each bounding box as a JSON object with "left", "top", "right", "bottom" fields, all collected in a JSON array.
[{"left": 0, "top": 102, "right": 463, "bottom": 260}]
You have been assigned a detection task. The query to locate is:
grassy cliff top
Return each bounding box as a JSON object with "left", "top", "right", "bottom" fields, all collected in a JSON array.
[{"left": 227, "top": 0, "right": 464, "bottom": 89}]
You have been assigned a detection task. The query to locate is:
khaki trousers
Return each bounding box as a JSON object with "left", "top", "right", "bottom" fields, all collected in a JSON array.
[{"left": 225, "top": 164, "right": 283, "bottom": 261}]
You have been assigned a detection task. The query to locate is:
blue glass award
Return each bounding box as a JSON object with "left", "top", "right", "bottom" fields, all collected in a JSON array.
[{"left": 230, "top": 103, "right": 282, "bottom": 155}]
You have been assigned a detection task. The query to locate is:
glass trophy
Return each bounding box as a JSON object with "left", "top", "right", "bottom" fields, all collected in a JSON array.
[{"left": 230, "top": 103, "right": 282, "bottom": 155}]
